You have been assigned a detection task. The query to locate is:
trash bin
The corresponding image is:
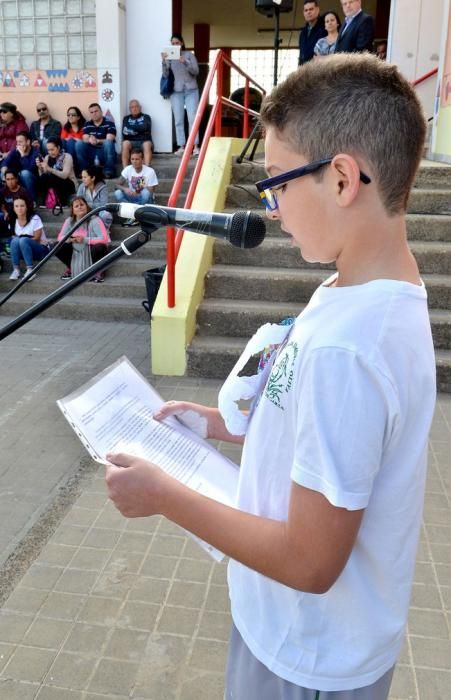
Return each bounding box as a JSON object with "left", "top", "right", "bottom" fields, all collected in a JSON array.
[{"left": 142, "top": 266, "right": 166, "bottom": 315}]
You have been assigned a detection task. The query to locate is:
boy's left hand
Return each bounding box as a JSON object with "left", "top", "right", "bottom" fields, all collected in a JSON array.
[{"left": 105, "top": 452, "right": 169, "bottom": 518}]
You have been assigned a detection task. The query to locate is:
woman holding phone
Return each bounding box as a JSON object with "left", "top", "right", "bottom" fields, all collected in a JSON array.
[{"left": 161, "top": 33, "right": 200, "bottom": 157}]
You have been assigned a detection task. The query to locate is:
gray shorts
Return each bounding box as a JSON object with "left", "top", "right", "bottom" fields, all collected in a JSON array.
[{"left": 225, "top": 623, "right": 395, "bottom": 700}]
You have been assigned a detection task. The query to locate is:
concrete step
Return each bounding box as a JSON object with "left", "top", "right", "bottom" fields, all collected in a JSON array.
[
  {"left": 186, "top": 334, "right": 451, "bottom": 392},
  {"left": 213, "top": 238, "right": 451, "bottom": 275},
  {"left": 195, "top": 297, "right": 451, "bottom": 349},
  {"left": 0, "top": 273, "right": 152, "bottom": 300},
  {"left": 205, "top": 265, "right": 451, "bottom": 310},
  {"left": 0, "top": 290, "right": 150, "bottom": 323}
]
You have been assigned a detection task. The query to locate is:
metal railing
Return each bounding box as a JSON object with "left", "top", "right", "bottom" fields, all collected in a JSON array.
[
  {"left": 164, "top": 50, "right": 265, "bottom": 308},
  {"left": 412, "top": 67, "right": 438, "bottom": 87}
]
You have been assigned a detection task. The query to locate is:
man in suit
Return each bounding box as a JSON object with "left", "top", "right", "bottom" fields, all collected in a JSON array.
[
  {"left": 335, "top": 0, "right": 374, "bottom": 53},
  {"left": 299, "top": 1, "right": 326, "bottom": 65}
]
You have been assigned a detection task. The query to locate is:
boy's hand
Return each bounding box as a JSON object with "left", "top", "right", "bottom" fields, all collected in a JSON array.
[
  {"left": 154, "top": 401, "right": 209, "bottom": 439},
  {"left": 105, "top": 452, "right": 170, "bottom": 518}
]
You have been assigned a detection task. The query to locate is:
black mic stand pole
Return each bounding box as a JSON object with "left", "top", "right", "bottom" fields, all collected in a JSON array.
[{"left": 0, "top": 224, "right": 159, "bottom": 342}]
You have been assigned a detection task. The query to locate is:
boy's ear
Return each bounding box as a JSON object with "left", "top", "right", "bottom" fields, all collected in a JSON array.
[{"left": 330, "top": 154, "right": 362, "bottom": 208}]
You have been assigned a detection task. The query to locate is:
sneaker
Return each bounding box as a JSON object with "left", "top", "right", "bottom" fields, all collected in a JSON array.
[
  {"left": 9, "top": 268, "right": 20, "bottom": 280},
  {"left": 90, "top": 273, "right": 105, "bottom": 283},
  {"left": 174, "top": 147, "right": 185, "bottom": 156},
  {"left": 60, "top": 268, "right": 71, "bottom": 280},
  {"left": 192, "top": 147, "right": 200, "bottom": 157},
  {"left": 25, "top": 268, "right": 36, "bottom": 281},
  {"left": 123, "top": 218, "right": 138, "bottom": 227}
]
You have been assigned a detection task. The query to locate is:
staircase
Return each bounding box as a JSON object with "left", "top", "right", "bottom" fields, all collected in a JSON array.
[
  {"left": 187, "top": 158, "right": 451, "bottom": 393},
  {"left": 0, "top": 155, "right": 192, "bottom": 324}
]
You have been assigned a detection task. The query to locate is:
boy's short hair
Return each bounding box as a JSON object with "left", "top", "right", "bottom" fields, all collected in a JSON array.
[
  {"left": 260, "top": 53, "right": 426, "bottom": 215},
  {"left": 130, "top": 147, "right": 144, "bottom": 157}
]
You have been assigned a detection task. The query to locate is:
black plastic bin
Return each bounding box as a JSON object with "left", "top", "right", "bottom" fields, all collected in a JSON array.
[{"left": 142, "top": 266, "right": 166, "bottom": 315}]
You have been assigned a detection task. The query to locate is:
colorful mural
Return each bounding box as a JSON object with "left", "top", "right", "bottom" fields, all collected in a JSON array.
[{"left": 0, "top": 69, "right": 98, "bottom": 93}]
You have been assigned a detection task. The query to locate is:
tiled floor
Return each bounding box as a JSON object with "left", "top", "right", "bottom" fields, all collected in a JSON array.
[{"left": 0, "top": 318, "right": 449, "bottom": 699}]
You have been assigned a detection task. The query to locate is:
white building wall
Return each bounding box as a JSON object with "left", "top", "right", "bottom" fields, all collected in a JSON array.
[
  {"left": 125, "top": 0, "right": 173, "bottom": 153},
  {"left": 95, "top": 0, "right": 126, "bottom": 143},
  {"left": 388, "top": 0, "right": 445, "bottom": 119}
]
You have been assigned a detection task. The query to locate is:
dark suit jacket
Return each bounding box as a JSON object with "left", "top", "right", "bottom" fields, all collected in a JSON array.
[
  {"left": 334, "top": 11, "right": 375, "bottom": 53},
  {"left": 299, "top": 17, "right": 326, "bottom": 64}
]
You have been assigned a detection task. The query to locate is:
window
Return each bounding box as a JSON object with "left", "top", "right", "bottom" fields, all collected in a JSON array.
[{"left": 0, "top": 0, "right": 97, "bottom": 70}]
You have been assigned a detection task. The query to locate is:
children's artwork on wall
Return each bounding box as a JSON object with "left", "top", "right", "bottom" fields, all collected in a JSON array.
[
  {"left": 104, "top": 108, "right": 115, "bottom": 123},
  {"left": 3, "top": 73, "right": 16, "bottom": 88},
  {"left": 19, "top": 73, "right": 31, "bottom": 87},
  {"left": 0, "top": 69, "right": 98, "bottom": 94},
  {"left": 102, "top": 88, "right": 114, "bottom": 102},
  {"left": 102, "top": 70, "right": 113, "bottom": 84},
  {"left": 34, "top": 74, "right": 47, "bottom": 88}
]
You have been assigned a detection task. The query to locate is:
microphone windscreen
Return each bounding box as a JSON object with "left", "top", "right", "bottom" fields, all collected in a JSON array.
[{"left": 229, "top": 211, "right": 266, "bottom": 249}]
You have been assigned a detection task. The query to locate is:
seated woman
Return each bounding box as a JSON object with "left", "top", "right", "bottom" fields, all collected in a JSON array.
[
  {"left": 35, "top": 137, "right": 77, "bottom": 207},
  {"left": 0, "top": 170, "right": 33, "bottom": 236},
  {"left": 55, "top": 195, "right": 110, "bottom": 283},
  {"left": 9, "top": 197, "right": 49, "bottom": 280},
  {"left": 76, "top": 165, "right": 113, "bottom": 229},
  {"left": 61, "top": 106, "right": 85, "bottom": 174}
]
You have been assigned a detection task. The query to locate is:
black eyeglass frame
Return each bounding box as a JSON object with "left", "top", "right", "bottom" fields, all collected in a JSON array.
[{"left": 255, "top": 157, "right": 371, "bottom": 211}]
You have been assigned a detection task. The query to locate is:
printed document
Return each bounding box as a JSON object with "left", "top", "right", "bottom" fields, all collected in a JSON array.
[{"left": 57, "top": 356, "right": 239, "bottom": 560}]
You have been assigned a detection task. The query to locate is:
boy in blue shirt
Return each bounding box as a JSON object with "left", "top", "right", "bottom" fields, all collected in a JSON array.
[{"left": 105, "top": 54, "right": 436, "bottom": 699}]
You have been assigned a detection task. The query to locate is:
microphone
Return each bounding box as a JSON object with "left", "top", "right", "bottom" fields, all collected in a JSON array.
[{"left": 110, "top": 203, "right": 266, "bottom": 249}]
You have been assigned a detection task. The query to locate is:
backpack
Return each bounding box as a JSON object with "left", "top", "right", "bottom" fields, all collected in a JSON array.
[
  {"left": 45, "top": 188, "right": 63, "bottom": 216},
  {"left": 160, "top": 68, "right": 175, "bottom": 99}
]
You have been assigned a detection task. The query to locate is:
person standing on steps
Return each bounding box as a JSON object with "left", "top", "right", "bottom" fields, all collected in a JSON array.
[{"left": 161, "top": 33, "right": 200, "bottom": 157}]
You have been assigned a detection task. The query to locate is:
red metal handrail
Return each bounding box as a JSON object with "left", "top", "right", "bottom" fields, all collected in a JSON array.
[
  {"left": 412, "top": 67, "right": 438, "bottom": 87},
  {"left": 164, "top": 50, "right": 265, "bottom": 308}
]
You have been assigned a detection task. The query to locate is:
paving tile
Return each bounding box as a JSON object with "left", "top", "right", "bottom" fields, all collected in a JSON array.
[
  {"left": 115, "top": 530, "right": 153, "bottom": 553},
  {"left": 104, "top": 628, "right": 149, "bottom": 661},
  {"left": 117, "top": 600, "right": 160, "bottom": 631},
  {"left": 157, "top": 605, "right": 200, "bottom": 636},
  {"left": 35, "top": 687, "right": 84, "bottom": 699},
  {"left": 90, "top": 569, "right": 137, "bottom": 600},
  {"left": 0, "top": 679, "right": 39, "bottom": 699},
  {"left": 3, "top": 587, "right": 49, "bottom": 615},
  {"left": 140, "top": 554, "right": 179, "bottom": 580},
  {"left": 39, "top": 592, "right": 86, "bottom": 621},
  {"left": 36, "top": 543, "right": 77, "bottom": 567},
  {"left": 74, "top": 491, "right": 108, "bottom": 510},
  {"left": 77, "top": 596, "right": 122, "bottom": 626},
  {"left": 128, "top": 576, "right": 170, "bottom": 605},
  {"left": 125, "top": 514, "right": 161, "bottom": 533},
  {"left": 62, "top": 506, "right": 100, "bottom": 528},
  {"left": 46, "top": 652, "right": 97, "bottom": 690},
  {"left": 19, "top": 564, "right": 64, "bottom": 591},
  {"left": 408, "top": 608, "right": 450, "bottom": 638},
  {"left": 389, "top": 664, "right": 417, "bottom": 700},
  {"left": 205, "top": 583, "right": 231, "bottom": 613},
  {"left": 149, "top": 534, "right": 186, "bottom": 557},
  {"left": 81, "top": 527, "right": 122, "bottom": 550},
  {"left": 189, "top": 638, "right": 228, "bottom": 673},
  {"left": 175, "top": 558, "right": 214, "bottom": 584},
  {"left": 50, "top": 525, "right": 89, "bottom": 547},
  {"left": 88, "top": 657, "right": 140, "bottom": 695},
  {"left": 0, "top": 642, "right": 15, "bottom": 672},
  {"left": 410, "top": 635, "right": 451, "bottom": 669},
  {"left": 23, "top": 617, "right": 72, "bottom": 649},
  {"left": 54, "top": 568, "right": 99, "bottom": 595},
  {"left": 416, "top": 667, "right": 451, "bottom": 700},
  {"left": 0, "top": 611, "right": 33, "bottom": 644},
  {"left": 410, "top": 583, "right": 443, "bottom": 610},
  {"left": 1, "top": 645, "right": 56, "bottom": 682},
  {"left": 167, "top": 580, "right": 207, "bottom": 609},
  {"left": 103, "top": 550, "right": 145, "bottom": 574},
  {"left": 180, "top": 670, "right": 225, "bottom": 700},
  {"left": 63, "top": 622, "right": 110, "bottom": 654},
  {"left": 198, "top": 610, "right": 231, "bottom": 642},
  {"left": 69, "top": 546, "right": 111, "bottom": 571}
]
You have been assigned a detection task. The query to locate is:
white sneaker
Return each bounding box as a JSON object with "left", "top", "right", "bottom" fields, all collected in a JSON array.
[
  {"left": 174, "top": 147, "right": 185, "bottom": 156},
  {"left": 25, "top": 268, "right": 36, "bottom": 281},
  {"left": 9, "top": 269, "right": 20, "bottom": 280},
  {"left": 192, "top": 147, "right": 200, "bottom": 157}
]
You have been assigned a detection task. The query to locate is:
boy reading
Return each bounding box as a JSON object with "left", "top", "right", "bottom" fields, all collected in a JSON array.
[{"left": 106, "top": 54, "right": 436, "bottom": 699}]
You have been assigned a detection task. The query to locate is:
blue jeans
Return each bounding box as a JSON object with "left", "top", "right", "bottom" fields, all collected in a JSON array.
[
  {"left": 62, "top": 138, "right": 80, "bottom": 174},
  {"left": 18, "top": 169, "right": 37, "bottom": 201},
  {"left": 170, "top": 88, "right": 200, "bottom": 148},
  {"left": 75, "top": 140, "right": 117, "bottom": 176},
  {"left": 10, "top": 236, "right": 48, "bottom": 267},
  {"left": 114, "top": 188, "right": 154, "bottom": 205}
]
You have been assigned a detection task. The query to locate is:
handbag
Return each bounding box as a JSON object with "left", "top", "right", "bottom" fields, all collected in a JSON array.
[
  {"left": 45, "top": 187, "right": 64, "bottom": 216},
  {"left": 160, "top": 68, "right": 174, "bottom": 99}
]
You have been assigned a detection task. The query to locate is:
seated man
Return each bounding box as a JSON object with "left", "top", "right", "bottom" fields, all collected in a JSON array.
[
  {"left": 29, "top": 102, "right": 62, "bottom": 155},
  {"left": 1, "top": 131, "right": 39, "bottom": 201},
  {"left": 76, "top": 103, "right": 117, "bottom": 178},
  {"left": 114, "top": 148, "right": 158, "bottom": 223},
  {"left": 121, "top": 99, "right": 153, "bottom": 167}
]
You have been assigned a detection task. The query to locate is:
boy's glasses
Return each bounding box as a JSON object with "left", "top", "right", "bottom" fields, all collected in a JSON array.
[{"left": 255, "top": 157, "right": 371, "bottom": 211}]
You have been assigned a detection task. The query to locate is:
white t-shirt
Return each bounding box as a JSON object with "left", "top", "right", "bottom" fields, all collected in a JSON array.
[
  {"left": 15, "top": 214, "right": 48, "bottom": 243},
  {"left": 227, "top": 276, "right": 436, "bottom": 692},
  {"left": 120, "top": 164, "right": 158, "bottom": 193}
]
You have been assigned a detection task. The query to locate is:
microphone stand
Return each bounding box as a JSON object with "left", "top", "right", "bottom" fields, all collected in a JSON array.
[
  {"left": 0, "top": 205, "right": 118, "bottom": 308},
  {"left": 0, "top": 223, "right": 159, "bottom": 342}
]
